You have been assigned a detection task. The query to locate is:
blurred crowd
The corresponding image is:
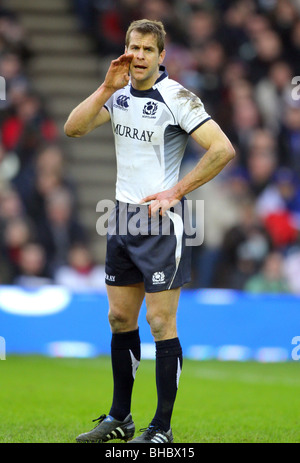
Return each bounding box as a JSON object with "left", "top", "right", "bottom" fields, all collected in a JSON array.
[
  {"left": 0, "top": 2, "right": 105, "bottom": 290},
  {"left": 72, "top": 0, "right": 300, "bottom": 294},
  {"left": 1, "top": 0, "right": 300, "bottom": 294}
]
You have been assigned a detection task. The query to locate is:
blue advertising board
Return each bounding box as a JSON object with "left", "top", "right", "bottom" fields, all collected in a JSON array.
[{"left": 0, "top": 286, "right": 299, "bottom": 362}]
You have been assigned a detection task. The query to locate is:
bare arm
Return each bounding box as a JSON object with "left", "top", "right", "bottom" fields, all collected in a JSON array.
[
  {"left": 64, "top": 53, "right": 134, "bottom": 137},
  {"left": 64, "top": 86, "right": 112, "bottom": 137},
  {"left": 177, "top": 119, "right": 235, "bottom": 195},
  {"left": 141, "top": 119, "right": 235, "bottom": 215}
]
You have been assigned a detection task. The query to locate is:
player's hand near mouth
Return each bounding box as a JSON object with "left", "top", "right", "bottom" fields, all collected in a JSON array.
[
  {"left": 103, "top": 53, "right": 134, "bottom": 91},
  {"left": 64, "top": 53, "right": 133, "bottom": 137}
]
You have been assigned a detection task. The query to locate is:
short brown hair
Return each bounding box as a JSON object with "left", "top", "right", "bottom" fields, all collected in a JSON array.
[{"left": 125, "top": 19, "right": 166, "bottom": 54}]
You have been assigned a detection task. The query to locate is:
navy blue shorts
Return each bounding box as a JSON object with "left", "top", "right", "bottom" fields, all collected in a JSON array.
[{"left": 104, "top": 199, "right": 192, "bottom": 293}]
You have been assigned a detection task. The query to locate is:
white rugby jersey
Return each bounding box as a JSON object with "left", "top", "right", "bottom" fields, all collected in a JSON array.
[{"left": 104, "top": 66, "right": 211, "bottom": 204}]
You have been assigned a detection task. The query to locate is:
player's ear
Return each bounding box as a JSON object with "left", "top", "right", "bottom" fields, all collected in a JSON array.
[{"left": 159, "top": 49, "right": 166, "bottom": 65}]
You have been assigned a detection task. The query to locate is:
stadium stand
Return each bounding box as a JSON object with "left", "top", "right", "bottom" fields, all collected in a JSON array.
[
  {"left": 0, "top": 0, "right": 113, "bottom": 287},
  {"left": 1, "top": 0, "right": 300, "bottom": 294}
]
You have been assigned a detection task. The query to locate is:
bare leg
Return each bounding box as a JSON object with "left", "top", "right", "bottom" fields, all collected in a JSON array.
[
  {"left": 106, "top": 282, "right": 145, "bottom": 333},
  {"left": 145, "top": 287, "right": 180, "bottom": 341}
]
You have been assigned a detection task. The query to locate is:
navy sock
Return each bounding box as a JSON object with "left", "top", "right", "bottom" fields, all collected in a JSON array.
[
  {"left": 109, "top": 328, "right": 140, "bottom": 421},
  {"left": 150, "top": 337, "right": 183, "bottom": 432}
]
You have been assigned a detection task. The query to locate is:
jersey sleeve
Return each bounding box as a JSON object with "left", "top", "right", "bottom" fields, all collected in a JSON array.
[
  {"left": 103, "top": 94, "right": 113, "bottom": 117},
  {"left": 174, "top": 86, "right": 211, "bottom": 135}
]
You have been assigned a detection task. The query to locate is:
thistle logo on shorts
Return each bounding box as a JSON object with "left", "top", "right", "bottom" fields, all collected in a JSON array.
[
  {"left": 152, "top": 271, "right": 165, "bottom": 285},
  {"left": 115, "top": 95, "right": 130, "bottom": 110},
  {"left": 143, "top": 101, "right": 158, "bottom": 118}
]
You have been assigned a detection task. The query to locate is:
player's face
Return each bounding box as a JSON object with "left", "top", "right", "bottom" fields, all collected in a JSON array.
[{"left": 126, "top": 31, "right": 165, "bottom": 90}]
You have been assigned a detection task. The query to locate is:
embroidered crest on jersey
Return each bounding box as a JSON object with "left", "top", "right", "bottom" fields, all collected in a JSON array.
[{"left": 143, "top": 100, "right": 158, "bottom": 118}]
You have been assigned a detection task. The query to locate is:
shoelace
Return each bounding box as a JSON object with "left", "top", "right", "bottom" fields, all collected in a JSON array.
[
  {"left": 139, "top": 425, "right": 162, "bottom": 435},
  {"left": 92, "top": 414, "right": 106, "bottom": 428}
]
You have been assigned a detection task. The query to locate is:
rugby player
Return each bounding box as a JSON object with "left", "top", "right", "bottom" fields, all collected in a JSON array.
[{"left": 65, "top": 19, "right": 235, "bottom": 444}]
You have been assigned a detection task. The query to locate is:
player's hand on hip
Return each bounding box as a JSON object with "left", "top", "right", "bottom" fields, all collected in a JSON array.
[
  {"left": 140, "top": 187, "right": 181, "bottom": 217},
  {"left": 103, "top": 53, "right": 134, "bottom": 91}
]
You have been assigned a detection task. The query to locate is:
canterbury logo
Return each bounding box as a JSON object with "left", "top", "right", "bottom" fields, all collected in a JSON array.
[{"left": 116, "top": 95, "right": 130, "bottom": 108}]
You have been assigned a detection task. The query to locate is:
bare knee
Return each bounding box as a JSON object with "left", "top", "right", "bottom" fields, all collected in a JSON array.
[
  {"left": 146, "top": 311, "right": 175, "bottom": 341},
  {"left": 108, "top": 307, "right": 137, "bottom": 333}
]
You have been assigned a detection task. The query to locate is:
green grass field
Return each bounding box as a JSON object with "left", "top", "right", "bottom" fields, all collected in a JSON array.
[{"left": 0, "top": 356, "right": 299, "bottom": 443}]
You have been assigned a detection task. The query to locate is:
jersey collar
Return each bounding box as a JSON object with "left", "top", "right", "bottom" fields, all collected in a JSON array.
[{"left": 130, "top": 66, "right": 168, "bottom": 97}]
